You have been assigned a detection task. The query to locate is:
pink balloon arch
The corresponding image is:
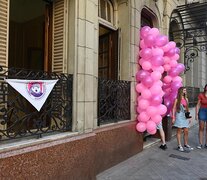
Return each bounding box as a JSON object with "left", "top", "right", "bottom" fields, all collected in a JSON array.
[{"left": 136, "top": 26, "right": 185, "bottom": 134}]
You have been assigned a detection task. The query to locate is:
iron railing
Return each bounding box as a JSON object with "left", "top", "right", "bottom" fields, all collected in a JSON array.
[
  {"left": 0, "top": 66, "right": 73, "bottom": 141},
  {"left": 98, "top": 78, "right": 131, "bottom": 125},
  {"left": 186, "top": 86, "right": 200, "bottom": 107},
  {"left": 170, "top": 2, "right": 207, "bottom": 72}
]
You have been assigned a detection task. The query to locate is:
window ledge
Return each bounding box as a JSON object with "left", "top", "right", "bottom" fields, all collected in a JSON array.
[
  {"left": 99, "top": 17, "right": 117, "bottom": 30},
  {"left": 0, "top": 131, "right": 79, "bottom": 157}
]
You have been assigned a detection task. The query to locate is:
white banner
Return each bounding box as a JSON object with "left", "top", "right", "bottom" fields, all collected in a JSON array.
[{"left": 5, "top": 79, "right": 58, "bottom": 111}]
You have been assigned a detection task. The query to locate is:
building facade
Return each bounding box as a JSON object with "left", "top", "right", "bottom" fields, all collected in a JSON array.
[{"left": 0, "top": 0, "right": 206, "bottom": 179}]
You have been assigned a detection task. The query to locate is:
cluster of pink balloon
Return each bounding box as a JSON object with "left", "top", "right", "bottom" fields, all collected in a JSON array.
[{"left": 135, "top": 26, "right": 185, "bottom": 135}]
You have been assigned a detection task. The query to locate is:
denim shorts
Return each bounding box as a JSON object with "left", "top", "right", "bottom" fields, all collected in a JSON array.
[
  {"left": 157, "top": 122, "right": 163, "bottom": 129},
  {"left": 198, "top": 108, "right": 207, "bottom": 121}
]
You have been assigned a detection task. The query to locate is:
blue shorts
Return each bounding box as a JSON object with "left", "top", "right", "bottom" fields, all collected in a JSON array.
[
  {"left": 198, "top": 108, "right": 207, "bottom": 121},
  {"left": 157, "top": 122, "right": 163, "bottom": 129}
]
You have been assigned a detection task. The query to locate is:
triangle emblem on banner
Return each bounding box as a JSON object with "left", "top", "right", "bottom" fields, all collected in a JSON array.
[{"left": 5, "top": 79, "right": 58, "bottom": 111}]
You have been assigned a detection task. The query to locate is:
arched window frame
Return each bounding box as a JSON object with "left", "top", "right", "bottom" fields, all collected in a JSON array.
[
  {"left": 141, "top": 9, "right": 154, "bottom": 27},
  {"left": 98, "top": 0, "right": 115, "bottom": 28}
]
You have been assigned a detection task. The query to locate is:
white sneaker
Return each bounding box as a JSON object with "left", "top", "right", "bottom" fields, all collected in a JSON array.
[
  {"left": 178, "top": 145, "right": 184, "bottom": 152},
  {"left": 184, "top": 144, "right": 194, "bottom": 150},
  {"left": 197, "top": 144, "right": 203, "bottom": 149}
]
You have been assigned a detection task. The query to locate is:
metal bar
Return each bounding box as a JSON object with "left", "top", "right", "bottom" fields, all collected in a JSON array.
[{"left": 98, "top": 78, "right": 130, "bottom": 125}]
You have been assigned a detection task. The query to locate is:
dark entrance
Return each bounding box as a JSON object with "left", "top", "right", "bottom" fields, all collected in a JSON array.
[{"left": 9, "top": 0, "right": 52, "bottom": 71}]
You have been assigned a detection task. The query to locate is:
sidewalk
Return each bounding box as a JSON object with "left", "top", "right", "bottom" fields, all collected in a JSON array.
[{"left": 97, "top": 124, "right": 207, "bottom": 180}]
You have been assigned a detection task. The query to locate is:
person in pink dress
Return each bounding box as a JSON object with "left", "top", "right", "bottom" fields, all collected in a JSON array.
[{"left": 196, "top": 84, "right": 207, "bottom": 149}]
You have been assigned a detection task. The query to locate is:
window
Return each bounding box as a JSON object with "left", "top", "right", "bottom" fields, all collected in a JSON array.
[
  {"left": 141, "top": 10, "right": 153, "bottom": 27},
  {"left": 99, "top": 26, "right": 118, "bottom": 80},
  {"left": 98, "top": 0, "right": 114, "bottom": 24}
]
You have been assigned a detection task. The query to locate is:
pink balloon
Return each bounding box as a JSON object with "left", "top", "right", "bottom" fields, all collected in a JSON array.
[
  {"left": 163, "top": 90, "right": 171, "bottom": 98},
  {"left": 136, "top": 106, "right": 143, "bottom": 113},
  {"left": 163, "top": 64, "right": 171, "bottom": 72},
  {"left": 155, "top": 35, "right": 168, "bottom": 47},
  {"left": 135, "top": 83, "right": 144, "bottom": 93},
  {"left": 136, "top": 70, "right": 150, "bottom": 81},
  {"left": 138, "top": 58, "right": 145, "bottom": 66},
  {"left": 173, "top": 76, "right": 182, "bottom": 82},
  {"left": 166, "top": 48, "right": 176, "bottom": 57},
  {"left": 148, "top": 128, "right": 157, "bottom": 135},
  {"left": 142, "top": 61, "right": 152, "bottom": 71},
  {"left": 169, "top": 89, "right": 178, "bottom": 99},
  {"left": 176, "top": 63, "right": 185, "bottom": 73},
  {"left": 152, "top": 66, "right": 164, "bottom": 73},
  {"left": 138, "top": 99, "right": 150, "bottom": 110},
  {"left": 158, "top": 104, "right": 167, "bottom": 115},
  {"left": 151, "top": 71, "right": 162, "bottom": 81},
  {"left": 168, "top": 41, "right": 176, "bottom": 49},
  {"left": 146, "top": 120, "right": 156, "bottom": 132},
  {"left": 141, "top": 89, "right": 152, "bottom": 99},
  {"left": 171, "top": 54, "right": 180, "bottom": 61},
  {"left": 163, "top": 76, "right": 172, "bottom": 84},
  {"left": 171, "top": 81, "right": 182, "bottom": 91},
  {"left": 169, "top": 68, "right": 180, "bottom": 77},
  {"left": 146, "top": 106, "right": 157, "bottom": 117},
  {"left": 164, "top": 97, "right": 171, "bottom": 106},
  {"left": 148, "top": 28, "right": 160, "bottom": 37},
  {"left": 163, "top": 56, "right": 171, "bottom": 64},
  {"left": 160, "top": 90, "right": 165, "bottom": 97},
  {"left": 164, "top": 98, "right": 173, "bottom": 114},
  {"left": 162, "top": 83, "right": 171, "bottom": 90},
  {"left": 154, "top": 80, "right": 163, "bottom": 87},
  {"left": 140, "top": 26, "right": 151, "bottom": 39},
  {"left": 175, "top": 47, "right": 180, "bottom": 54},
  {"left": 142, "top": 76, "right": 154, "bottom": 87},
  {"left": 162, "top": 43, "right": 171, "bottom": 52},
  {"left": 151, "top": 95, "right": 162, "bottom": 106},
  {"left": 152, "top": 48, "right": 164, "bottom": 56},
  {"left": 151, "top": 55, "right": 164, "bottom": 66},
  {"left": 140, "top": 48, "right": 152, "bottom": 59},
  {"left": 151, "top": 114, "right": 162, "bottom": 124},
  {"left": 137, "top": 96, "right": 142, "bottom": 102},
  {"left": 136, "top": 122, "right": 147, "bottom": 132},
  {"left": 138, "top": 111, "right": 150, "bottom": 122},
  {"left": 150, "top": 84, "right": 162, "bottom": 95},
  {"left": 140, "top": 40, "right": 146, "bottom": 49},
  {"left": 144, "top": 34, "right": 156, "bottom": 47},
  {"left": 169, "top": 60, "right": 178, "bottom": 68}
]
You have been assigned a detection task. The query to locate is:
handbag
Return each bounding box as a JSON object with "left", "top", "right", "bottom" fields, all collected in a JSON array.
[{"left": 185, "top": 112, "right": 192, "bottom": 119}]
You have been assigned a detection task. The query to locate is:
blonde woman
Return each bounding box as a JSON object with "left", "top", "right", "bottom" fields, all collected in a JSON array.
[{"left": 172, "top": 87, "right": 193, "bottom": 152}]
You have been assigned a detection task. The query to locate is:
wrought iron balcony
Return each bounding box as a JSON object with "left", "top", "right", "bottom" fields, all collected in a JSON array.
[
  {"left": 170, "top": 2, "right": 207, "bottom": 72},
  {"left": 98, "top": 78, "right": 131, "bottom": 125},
  {"left": 0, "top": 66, "right": 73, "bottom": 141}
]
